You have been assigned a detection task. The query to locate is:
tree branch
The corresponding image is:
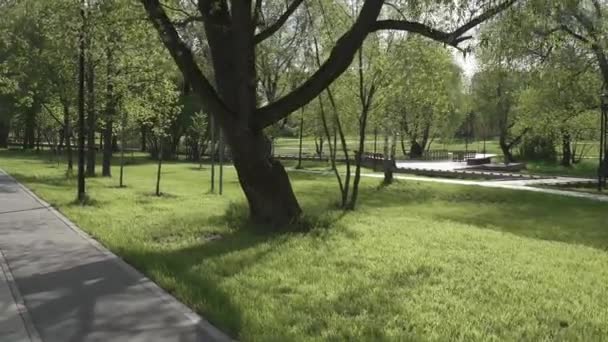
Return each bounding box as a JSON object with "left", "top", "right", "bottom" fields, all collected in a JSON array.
[
  {"left": 255, "top": 0, "right": 384, "bottom": 129},
  {"left": 560, "top": 25, "right": 590, "bottom": 43},
  {"left": 255, "top": 0, "right": 517, "bottom": 129},
  {"left": 254, "top": 0, "right": 305, "bottom": 44},
  {"left": 42, "top": 103, "right": 65, "bottom": 128},
  {"left": 374, "top": 0, "right": 519, "bottom": 47},
  {"left": 373, "top": 20, "right": 472, "bottom": 47},
  {"left": 139, "top": 0, "right": 234, "bottom": 125}
]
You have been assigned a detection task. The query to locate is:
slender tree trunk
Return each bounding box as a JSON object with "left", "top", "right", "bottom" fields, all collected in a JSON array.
[
  {"left": 140, "top": 124, "right": 147, "bottom": 152},
  {"left": 210, "top": 115, "right": 215, "bottom": 192},
  {"left": 119, "top": 108, "right": 126, "bottom": 187},
  {"left": 58, "top": 126, "right": 65, "bottom": 150},
  {"left": 35, "top": 125, "right": 41, "bottom": 152},
  {"left": 314, "top": 136, "right": 324, "bottom": 158},
  {"left": 561, "top": 132, "right": 572, "bottom": 167},
  {"left": 383, "top": 133, "right": 393, "bottom": 184},
  {"left": 77, "top": 2, "right": 87, "bottom": 202},
  {"left": 102, "top": 119, "right": 113, "bottom": 176},
  {"left": 332, "top": 125, "right": 337, "bottom": 167},
  {"left": 296, "top": 107, "right": 304, "bottom": 169},
  {"left": 319, "top": 95, "right": 345, "bottom": 206},
  {"left": 400, "top": 134, "right": 408, "bottom": 157},
  {"left": 331, "top": 93, "right": 351, "bottom": 207},
  {"left": 348, "top": 105, "right": 369, "bottom": 210},
  {"left": 155, "top": 137, "right": 162, "bottom": 196},
  {"left": 218, "top": 128, "right": 224, "bottom": 195},
  {"left": 63, "top": 103, "right": 73, "bottom": 173},
  {"left": 86, "top": 60, "right": 96, "bottom": 177},
  {"left": 102, "top": 49, "right": 114, "bottom": 177}
]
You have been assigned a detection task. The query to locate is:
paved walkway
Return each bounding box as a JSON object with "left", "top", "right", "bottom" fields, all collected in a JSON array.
[
  {"left": 1, "top": 248, "right": 34, "bottom": 342},
  {"left": 0, "top": 171, "right": 231, "bottom": 342},
  {"left": 366, "top": 173, "right": 608, "bottom": 202},
  {"left": 291, "top": 169, "right": 608, "bottom": 202}
]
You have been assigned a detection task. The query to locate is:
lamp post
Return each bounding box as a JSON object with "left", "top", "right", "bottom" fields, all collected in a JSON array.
[{"left": 599, "top": 92, "right": 608, "bottom": 191}]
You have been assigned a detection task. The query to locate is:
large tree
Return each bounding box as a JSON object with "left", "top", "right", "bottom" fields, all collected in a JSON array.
[{"left": 139, "top": 0, "right": 518, "bottom": 227}]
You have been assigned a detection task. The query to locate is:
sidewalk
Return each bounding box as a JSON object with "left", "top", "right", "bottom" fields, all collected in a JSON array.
[
  {"left": 0, "top": 171, "right": 232, "bottom": 342},
  {"left": 290, "top": 169, "right": 608, "bottom": 203},
  {"left": 0, "top": 249, "right": 34, "bottom": 342}
]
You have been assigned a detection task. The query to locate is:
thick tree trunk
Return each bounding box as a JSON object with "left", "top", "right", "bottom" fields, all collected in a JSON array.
[
  {"left": 23, "top": 104, "right": 37, "bottom": 149},
  {"left": 561, "top": 133, "right": 572, "bottom": 167},
  {"left": 499, "top": 135, "right": 515, "bottom": 164},
  {"left": 227, "top": 128, "right": 302, "bottom": 227},
  {"left": 86, "top": 61, "right": 96, "bottom": 177},
  {"left": 409, "top": 140, "right": 424, "bottom": 158}
]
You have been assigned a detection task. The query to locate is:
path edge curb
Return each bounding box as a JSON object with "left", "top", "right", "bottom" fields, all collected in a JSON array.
[
  {"left": 0, "top": 248, "right": 42, "bottom": 342},
  {"left": 0, "top": 169, "right": 235, "bottom": 342}
]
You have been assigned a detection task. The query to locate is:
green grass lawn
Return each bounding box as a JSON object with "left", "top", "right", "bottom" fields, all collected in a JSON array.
[
  {"left": 1, "top": 149, "right": 608, "bottom": 341},
  {"left": 525, "top": 159, "right": 598, "bottom": 178}
]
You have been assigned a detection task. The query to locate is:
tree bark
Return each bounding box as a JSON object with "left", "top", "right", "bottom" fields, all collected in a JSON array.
[
  {"left": 499, "top": 135, "right": 515, "bottom": 164},
  {"left": 314, "top": 136, "right": 324, "bottom": 158},
  {"left": 296, "top": 107, "right": 304, "bottom": 169},
  {"left": 86, "top": 60, "right": 96, "bottom": 177},
  {"left": 63, "top": 103, "right": 73, "bottom": 172},
  {"left": 23, "top": 102, "right": 38, "bottom": 149},
  {"left": 226, "top": 128, "right": 301, "bottom": 227},
  {"left": 410, "top": 140, "right": 424, "bottom": 158},
  {"left": 102, "top": 48, "right": 115, "bottom": 177},
  {"left": 210, "top": 115, "right": 215, "bottom": 192},
  {"left": 77, "top": 1, "right": 87, "bottom": 202},
  {"left": 0, "top": 121, "right": 9, "bottom": 148},
  {"left": 140, "top": 124, "right": 147, "bottom": 152},
  {"left": 155, "top": 137, "right": 162, "bottom": 196},
  {"left": 383, "top": 134, "right": 393, "bottom": 184},
  {"left": 561, "top": 132, "right": 572, "bottom": 167},
  {"left": 102, "top": 119, "right": 113, "bottom": 176}
]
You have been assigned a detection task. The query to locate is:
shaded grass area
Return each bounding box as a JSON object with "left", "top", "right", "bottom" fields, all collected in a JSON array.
[
  {"left": 525, "top": 159, "right": 598, "bottom": 178},
  {"left": 1, "top": 149, "right": 608, "bottom": 341}
]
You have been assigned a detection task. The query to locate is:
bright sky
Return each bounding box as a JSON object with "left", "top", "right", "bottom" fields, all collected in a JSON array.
[{"left": 452, "top": 50, "right": 479, "bottom": 79}]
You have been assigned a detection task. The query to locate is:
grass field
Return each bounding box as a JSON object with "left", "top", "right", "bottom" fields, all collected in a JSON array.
[
  {"left": 1, "top": 149, "right": 608, "bottom": 341},
  {"left": 525, "top": 159, "right": 599, "bottom": 178}
]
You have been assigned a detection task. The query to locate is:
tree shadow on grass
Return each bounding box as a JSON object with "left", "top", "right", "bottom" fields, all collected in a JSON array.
[
  {"left": 118, "top": 201, "right": 353, "bottom": 340},
  {"left": 8, "top": 172, "right": 74, "bottom": 188}
]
